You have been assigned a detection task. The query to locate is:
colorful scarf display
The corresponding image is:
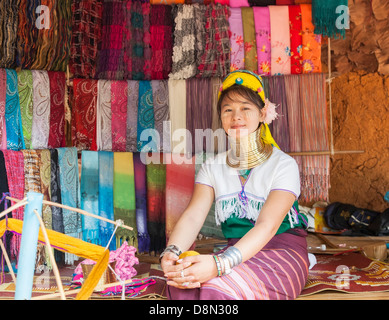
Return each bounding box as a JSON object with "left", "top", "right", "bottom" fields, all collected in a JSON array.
[
  {"left": 269, "top": 5, "right": 291, "bottom": 75},
  {"left": 113, "top": 152, "right": 138, "bottom": 249},
  {"left": 229, "top": 8, "right": 244, "bottom": 72},
  {"left": 111, "top": 81, "right": 128, "bottom": 152},
  {"left": 70, "top": 0, "right": 103, "bottom": 78},
  {"left": 48, "top": 71, "right": 66, "bottom": 148},
  {"left": 31, "top": 70, "right": 51, "bottom": 149},
  {"left": 289, "top": 5, "right": 303, "bottom": 74},
  {"left": 146, "top": 157, "right": 166, "bottom": 253},
  {"left": 96, "top": 80, "right": 112, "bottom": 151},
  {"left": 0, "top": 69, "right": 7, "bottom": 149},
  {"left": 151, "top": 80, "right": 170, "bottom": 152},
  {"left": 253, "top": 7, "right": 271, "bottom": 75},
  {"left": 98, "top": 151, "right": 116, "bottom": 251},
  {"left": 133, "top": 152, "right": 150, "bottom": 253},
  {"left": 197, "top": 4, "right": 230, "bottom": 78},
  {"left": 5, "top": 69, "right": 25, "bottom": 151},
  {"left": 126, "top": 81, "right": 139, "bottom": 152},
  {"left": 16, "top": 69, "right": 34, "bottom": 149},
  {"left": 72, "top": 79, "right": 98, "bottom": 151},
  {"left": 301, "top": 4, "right": 322, "bottom": 73},
  {"left": 150, "top": 5, "right": 173, "bottom": 80},
  {"left": 241, "top": 8, "right": 258, "bottom": 74}
]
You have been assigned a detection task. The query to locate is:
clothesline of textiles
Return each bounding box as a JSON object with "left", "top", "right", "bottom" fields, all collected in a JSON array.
[{"left": 1, "top": 1, "right": 344, "bottom": 78}]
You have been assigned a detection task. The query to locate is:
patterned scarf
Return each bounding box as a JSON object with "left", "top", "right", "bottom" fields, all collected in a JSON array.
[
  {"left": 126, "top": 81, "right": 139, "bottom": 152},
  {"left": 253, "top": 7, "right": 271, "bottom": 75},
  {"left": 301, "top": 4, "right": 322, "bottom": 73},
  {"left": 96, "top": 80, "right": 112, "bottom": 151},
  {"left": 289, "top": 5, "right": 303, "bottom": 74},
  {"left": 133, "top": 152, "right": 150, "bottom": 253},
  {"left": 150, "top": 5, "right": 173, "bottom": 80},
  {"left": 80, "top": 151, "right": 100, "bottom": 245},
  {"left": 0, "top": 0, "right": 18, "bottom": 68},
  {"left": 37, "top": 149, "right": 52, "bottom": 229},
  {"left": 0, "top": 69, "right": 7, "bottom": 149},
  {"left": 229, "top": 8, "right": 245, "bottom": 72},
  {"left": 70, "top": 0, "right": 103, "bottom": 78},
  {"left": 146, "top": 157, "right": 166, "bottom": 254},
  {"left": 111, "top": 80, "right": 128, "bottom": 152},
  {"left": 197, "top": 4, "right": 230, "bottom": 78},
  {"left": 113, "top": 152, "right": 138, "bottom": 249},
  {"left": 98, "top": 151, "right": 116, "bottom": 251},
  {"left": 269, "top": 5, "right": 291, "bottom": 75},
  {"left": 130, "top": 1, "right": 146, "bottom": 80},
  {"left": 5, "top": 69, "right": 25, "bottom": 151},
  {"left": 16, "top": 70, "right": 33, "bottom": 149},
  {"left": 241, "top": 7, "right": 258, "bottom": 74},
  {"left": 142, "top": 2, "right": 152, "bottom": 81},
  {"left": 72, "top": 79, "right": 98, "bottom": 151},
  {"left": 151, "top": 80, "right": 170, "bottom": 152},
  {"left": 0, "top": 151, "right": 11, "bottom": 268},
  {"left": 31, "top": 70, "right": 50, "bottom": 149},
  {"left": 48, "top": 71, "right": 66, "bottom": 148}
]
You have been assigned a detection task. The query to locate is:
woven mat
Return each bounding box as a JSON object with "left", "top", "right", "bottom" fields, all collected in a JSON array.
[{"left": 300, "top": 252, "right": 389, "bottom": 297}]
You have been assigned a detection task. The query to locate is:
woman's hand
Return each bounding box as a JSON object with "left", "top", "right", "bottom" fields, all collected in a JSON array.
[{"left": 163, "top": 254, "right": 218, "bottom": 289}]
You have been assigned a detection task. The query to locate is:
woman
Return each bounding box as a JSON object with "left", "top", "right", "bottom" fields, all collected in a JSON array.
[{"left": 161, "top": 70, "right": 309, "bottom": 300}]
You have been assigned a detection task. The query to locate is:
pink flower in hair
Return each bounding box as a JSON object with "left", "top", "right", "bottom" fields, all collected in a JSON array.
[{"left": 263, "top": 99, "right": 279, "bottom": 124}]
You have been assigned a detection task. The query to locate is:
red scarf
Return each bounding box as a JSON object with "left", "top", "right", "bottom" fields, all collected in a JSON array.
[
  {"left": 48, "top": 71, "right": 66, "bottom": 148},
  {"left": 289, "top": 5, "right": 303, "bottom": 74}
]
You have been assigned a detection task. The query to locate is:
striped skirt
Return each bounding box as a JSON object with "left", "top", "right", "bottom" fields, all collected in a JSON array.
[{"left": 167, "top": 229, "right": 309, "bottom": 300}]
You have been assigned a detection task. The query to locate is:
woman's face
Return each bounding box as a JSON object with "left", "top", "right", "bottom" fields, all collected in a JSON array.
[{"left": 220, "top": 92, "right": 264, "bottom": 138}]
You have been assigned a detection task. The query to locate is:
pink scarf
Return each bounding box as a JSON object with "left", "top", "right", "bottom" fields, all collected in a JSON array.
[
  {"left": 229, "top": 8, "right": 245, "bottom": 72},
  {"left": 253, "top": 7, "right": 271, "bottom": 75},
  {"left": 111, "top": 80, "right": 128, "bottom": 152},
  {"left": 0, "top": 69, "right": 6, "bottom": 149},
  {"left": 269, "top": 5, "right": 291, "bottom": 75}
]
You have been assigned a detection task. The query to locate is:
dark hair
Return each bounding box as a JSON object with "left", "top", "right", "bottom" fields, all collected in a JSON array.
[{"left": 217, "top": 84, "right": 265, "bottom": 120}]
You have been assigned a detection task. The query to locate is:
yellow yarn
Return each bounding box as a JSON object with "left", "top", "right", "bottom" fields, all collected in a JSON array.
[{"left": 218, "top": 70, "right": 266, "bottom": 102}]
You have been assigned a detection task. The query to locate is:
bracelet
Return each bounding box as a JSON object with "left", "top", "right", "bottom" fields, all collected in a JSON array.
[
  {"left": 213, "top": 255, "right": 222, "bottom": 277},
  {"left": 159, "top": 244, "right": 182, "bottom": 262},
  {"left": 219, "top": 254, "right": 232, "bottom": 275},
  {"left": 221, "top": 246, "right": 242, "bottom": 269}
]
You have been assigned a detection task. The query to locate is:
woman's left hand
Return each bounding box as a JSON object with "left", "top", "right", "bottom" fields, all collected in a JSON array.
[{"left": 164, "top": 254, "right": 218, "bottom": 289}]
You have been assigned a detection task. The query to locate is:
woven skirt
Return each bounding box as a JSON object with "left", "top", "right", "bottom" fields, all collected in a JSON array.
[{"left": 167, "top": 229, "right": 309, "bottom": 300}]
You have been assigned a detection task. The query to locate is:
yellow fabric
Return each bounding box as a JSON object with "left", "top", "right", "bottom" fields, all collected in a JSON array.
[
  {"left": 218, "top": 70, "right": 266, "bottom": 102},
  {"left": 261, "top": 123, "right": 280, "bottom": 150},
  {"left": 0, "top": 218, "right": 108, "bottom": 300}
]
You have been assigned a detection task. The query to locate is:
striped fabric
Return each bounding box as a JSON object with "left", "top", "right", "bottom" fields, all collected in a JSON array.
[{"left": 167, "top": 230, "right": 309, "bottom": 300}]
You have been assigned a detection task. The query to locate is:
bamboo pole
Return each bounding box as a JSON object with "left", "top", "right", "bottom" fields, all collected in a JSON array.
[
  {"left": 33, "top": 209, "right": 66, "bottom": 300},
  {"left": 287, "top": 150, "right": 364, "bottom": 156},
  {"left": 0, "top": 198, "right": 28, "bottom": 221},
  {"left": 6, "top": 196, "right": 133, "bottom": 231},
  {"left": 0, "top": 239, "right": 17, "bottom": 284}
]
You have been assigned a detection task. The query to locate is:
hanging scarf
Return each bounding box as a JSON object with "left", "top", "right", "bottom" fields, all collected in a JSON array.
[
  {"left": 229, "top": 8, "right": 245, "bottom": 72},
  {"left": 126, "top": 80, "right": 139, "bottom": 152},
  {"left": 269, "top": 5, "right": 291, "bottom": 75},
  {"left": 5, "top": 69, "right": 25, "bottom": 151},
  {"left": 0, "top": 69, "right": 7, "bottom": 149},
  {"left": 165, "top": 154, "right": 195, "bottom": 241},
  {"left": 49, "top": 148, "right": 65, "bottom": 265},
  {"left": 2, "top": 150, "right": 25, "bottom": 260},
  {"left": 248, "top": 0, "right": 275, "bottom": 5},
  {"left": 0, "top": 151, "right": 11, "bottom": 271},
  {"left": 37, "top": 149, "right": 52, "bottom": 228},
  {"left": 0, "top": 0, "right": 18, "bottom": 68},
  {"left": 299, "top": 73, "right": 329, "bottom": 202},
  {"left": 133, "top": 152, "right": 150, "bottom": 254},
  {"left": 69, "top": 0, "right": 103, "bottom": 78},
  {"left": 168, "top": 79, "right": 187, "bottom": 154},
  {"left": 16, "top": 69, "right": 34, "bottom": 149},
  {"left": 150, "top": 5, "right": 173, "bottom": 80},
  {"left": 151, "top": 80, "right": 170, "bottom": 152},
  {"left": 48, "top": 71, "right": 66, "bottom": 148},
  {"left": 301, "top": 4, "right": 322, "bottom": 73},
  {"left": 96, "top": 80, "right": 112, "bottom": 151},
  {"left": 137, "top": 81, "right": 157, "bottom": 152},
  {"left": 80, "top": 151, "right": 100, "bottom": 245},
  {"left": 123, "top": 1, "right": 132, "bottom": 80},
  {"left": 142, "top": 2, "right": 152, "bottom": 81},
  {"left": 241, "top": 7, "right": 258, "bottom": 74},
  {"left": 31, "top": 70, "right": 50, "bottom": 149},
  {"left": 113, "top": 152, "right": 138, "bottom": 249},
  {"left": 98, "top": 151, "right": 115, "bottom": 251},
  {"left": 111, "top": 80, "right": 128, "bottom": 152},
  {"left": 197, "top": 4, "right": 230, "bottom": 78},
  {"left": 130, "top": 1, "right": 146, "bottom": 80},
  {"left": 312, "top": 0, "right": 348, "bottom": 39},
  {"left": 186, "top": 78, "right": 213, "bottom": 154},
  {"left": 289, "top": 5, "right": 303, "bottom": 74},
  {"left": 96, "top": 0, "right": 125, "bottom": 80},
  {"left": 169, "top": 4, "right": 198, "bottom": 79},
  {"left": 253, "top": 7, "right": 271, "bottom": 75},
  {"left": 267, "top": 76, "right": 290, "bottom": 152},
  {"left": 229, "top": 0, "right": 249, "bottom": 7},
  {"left": 146, "top": 157, "right": 166, "bottom": 253},
  {"left": 72, "top": 79, "right": 98, "bottom": 151},
  {"left": 22, "top": 150, "right": 41, "bottom": 195},
  {"left": 57, "top": 147, "right": 82, "bottom": 265}
]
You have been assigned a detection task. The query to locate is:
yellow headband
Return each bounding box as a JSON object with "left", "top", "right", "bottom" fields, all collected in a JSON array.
[{"left": 218, "top": 70, "right": 266, "bottom": 102}]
